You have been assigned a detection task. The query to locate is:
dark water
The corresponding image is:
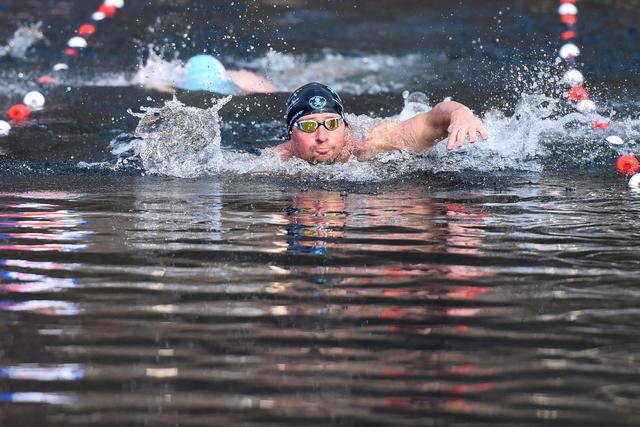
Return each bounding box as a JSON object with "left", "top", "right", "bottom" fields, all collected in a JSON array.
[
  {"left": 2, "top": 1, "right": 640, "bottom": 426},
  {"left": 2, "top": 174, "right": 640, "bottom": 426}
]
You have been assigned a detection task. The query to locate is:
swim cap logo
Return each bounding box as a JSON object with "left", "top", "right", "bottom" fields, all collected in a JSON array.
[{"left": 309, "top": 96, "right": 327, "bottom": 110}]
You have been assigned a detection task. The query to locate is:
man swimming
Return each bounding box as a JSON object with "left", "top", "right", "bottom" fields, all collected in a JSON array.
[
  {"left": 273, "top": 82, "right": 488, "bottom": 164},
  {"left": 134, "top": 54, "right": 278, "bottom": 94}
]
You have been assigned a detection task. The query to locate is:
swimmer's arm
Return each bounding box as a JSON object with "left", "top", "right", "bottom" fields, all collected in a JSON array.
[
  {"left": 135, "top": 80, "right": 175, "bottom": 94},
  {"left": 360, "top": 101, "right": 488, "bottom": 158},
  {"left": 226, "top": 70, "right": 280, "bottom": 93},
  {"left": 405, "top": 101, "right": 488, "bottom": 151}
]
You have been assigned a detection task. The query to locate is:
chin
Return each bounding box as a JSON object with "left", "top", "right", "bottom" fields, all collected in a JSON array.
[{"left": 313, "top": 153, "right": 338, "bottom": 165}]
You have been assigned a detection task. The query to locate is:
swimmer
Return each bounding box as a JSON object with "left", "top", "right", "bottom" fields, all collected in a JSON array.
[
  {"left": 273, "top": 82, "right": 488, "bottom": 164},
  {"left": 135, "top": 54, "right": 278, "bottom": 94}
]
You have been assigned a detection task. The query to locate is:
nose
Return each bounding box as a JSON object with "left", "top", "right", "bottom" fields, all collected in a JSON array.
[{"left": 315, "top": 125, "right": 329, "bottom": 142}]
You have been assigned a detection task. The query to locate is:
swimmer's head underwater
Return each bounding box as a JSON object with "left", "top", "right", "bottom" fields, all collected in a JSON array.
[
  {"left": 178, "top": 54, "right": 240, "bottom": 94},
  {"left": 273, "top": 82, "right": 490, "bottom": 164},
  {"left": 134, "top": 54, "right": 279, "bottom": 94}
]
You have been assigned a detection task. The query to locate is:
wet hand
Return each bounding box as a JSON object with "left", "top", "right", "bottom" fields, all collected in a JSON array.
[{"left": 446, "top": 107, "right": 489, "bottom": 151}]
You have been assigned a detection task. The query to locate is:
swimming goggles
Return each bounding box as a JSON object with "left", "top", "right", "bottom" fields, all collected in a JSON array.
[{"left": 294, "top": 117, "right": 343, "bottom": 133}]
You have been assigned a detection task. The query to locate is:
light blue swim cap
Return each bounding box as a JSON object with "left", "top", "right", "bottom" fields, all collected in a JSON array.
[{"left": 178, "top": 54, "right": 240, "bottom": 94}]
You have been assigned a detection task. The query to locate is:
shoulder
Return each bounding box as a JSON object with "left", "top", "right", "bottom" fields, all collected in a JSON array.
[
  {"left": 345, "top": 117, "right": 408, "bottom": 160},
  {"left": 270, "top": 141, "right": 294, "bottom": 159}
]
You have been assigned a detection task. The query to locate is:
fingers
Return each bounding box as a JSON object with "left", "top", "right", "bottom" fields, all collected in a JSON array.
[
  {"left": 479, "top": 124, "right": 489, "bottom": 140},
  {"left": 447, "top": 127, "right": 460, "bottom": 150},
  {"left": 447, "top": 127, "right": 469, "bottom": 150},
  {"left": 456, "top": 127, "right": 467, "bottom": 148},
  {"left": 447, "top": 121, "right": 489, "bottom": 151},
  {"left": 468, "top": 127, "right": 477, "bottom": 144}
]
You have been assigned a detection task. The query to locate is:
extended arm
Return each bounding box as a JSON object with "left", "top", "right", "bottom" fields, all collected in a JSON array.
[
  {"left": 356, "top": 101, "right": 488, "bottom": 160},
  {"left": 226, "top": 70, "right": 280, "bottom": 93},
  {"left": 411, "top": 100, "right": 488, "bottom": 151}
]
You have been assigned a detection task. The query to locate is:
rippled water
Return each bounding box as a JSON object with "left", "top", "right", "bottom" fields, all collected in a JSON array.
[
  {"left": 2, "top": 0, "right": 640, "bottom": 425},
  {"left": 1, "top": 175, "right": 640, "bottom": 426}
]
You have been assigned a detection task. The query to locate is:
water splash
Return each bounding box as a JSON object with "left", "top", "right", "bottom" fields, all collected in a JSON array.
[
  {"left": 127, "top": 96, "right": 231, "bottom": 177},
  {"left": 114, "top": 89, "right": 637, "bottom": 181},
  {"left": 113, "top": 51, "right": 640, "bottom": 181},
  {"left": 0, "top": 23, "right": 43, "bottom": 59},
  {"left": 238, "top": 50, "right": 440, "bottom": 94},
  {"left": 130, "top": 49, "right": 183, "bottom": 91}
]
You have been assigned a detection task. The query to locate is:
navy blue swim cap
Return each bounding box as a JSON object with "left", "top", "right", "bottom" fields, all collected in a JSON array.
[{"left": 286, "top": 82, "right": 346, "bottom": 132}]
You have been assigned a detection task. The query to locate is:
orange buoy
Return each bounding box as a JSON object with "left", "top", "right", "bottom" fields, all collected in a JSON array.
[
  {"left": 98, "top": 4, "right": 117, "bottom": 18},
  {"left": 37, "top": 75, "right": 56, "bottom": 84},
  {"left": 560, "top": 14, "right": 578, "bottom": 25},
  {"left": 7, "top": 104, "right": 31, "bottom": 122},
  {"left": 77, "top": 23, "right": 97, "bottom": 37},
  {"left": 616, "top": 155, "right": 640, "bottom": 176},
  {"left": 568, "top": 86, "right": 589, "bottom": 101}
]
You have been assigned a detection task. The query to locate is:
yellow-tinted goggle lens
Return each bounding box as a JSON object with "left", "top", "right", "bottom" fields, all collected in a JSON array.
[
  {"left": 295, "top": 118, "right": 343, "bottom": 133},
  {"left": 297, "top": 120, "right": 319, "bottom": 133},
  {"left": 324, "top": 117, "right": 342, "bottom": 131}
]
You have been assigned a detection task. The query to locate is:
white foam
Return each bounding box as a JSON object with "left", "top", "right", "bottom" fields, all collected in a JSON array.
[
  {"left": 239, "top": 50, "right": 439, "bottom": 94},
  {"left": 115, "top": 88, "right": 640, "bottom": 181},
  {"left": 131, "top": 50, "right": 183, "bottom": 90},
  {"left": 0, "top": 22, "right": 44, "bottom": 59}
]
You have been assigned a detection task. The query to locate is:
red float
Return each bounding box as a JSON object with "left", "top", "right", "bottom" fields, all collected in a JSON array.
[
  {"left": 7, "top": 104, "right": 31, "bottom": 122},
  {"left": 561, "top": 30, "right": 576, "bottom": 40},
  {"left": 591, "top": 121, "right": 610, "bottom": 129},
  {"left": 559, "top": 0, "right": 578, "bottom": 3},
  {"left": 77, "top": 23, "right": 97, "bottom": 37},
  {"left": 560, "top": 14, "right": 578, "bottom": 25},
  {"left": 65, "top": 48, "right": 78, "bottom": 56},
  {"left": 98, "top": 4, "right": 117, "bottom": 18},
  {"left": 568, "top": 86, "right": 589, "bottom": 101},
  {"left": 36, "top": 75, "right": 56, "bottom": 84},
  {"left": 616, "top": 155, "right": 640, "bottom": 176}
]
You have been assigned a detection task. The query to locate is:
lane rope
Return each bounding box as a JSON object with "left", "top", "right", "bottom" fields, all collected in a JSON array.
[
  {"left": 556, "top": 0, "right": 640, "bottom": 181},
  {"left": 0, "top": 0, "right": 125, "bottom": 137}
]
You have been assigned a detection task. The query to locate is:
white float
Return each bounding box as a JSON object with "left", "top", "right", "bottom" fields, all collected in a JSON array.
[
  {"left": 0, "top": 120, "right": 11, "bottom": 137},
  {"left": 67, "top": 36, "right": 87, "bottom": 49},
  {"left": 560, "top": 43, "right": 580, "bottom": 60},
  {"left": 606, "top": 135, "right": 624, "bottom": 145},
  {"left": 576, "top": 99, "right": 596, "bottom": 113},
  {"left": 563, "top": 69, "right": 584, "bottom": 86},
  {"left": 92, "top": 12, "right": 106, "bottom": 21},
  {"left": 628, "top": 174, "right": 640, "bottom": 189},
  {"left": 23, "top": 91, "right": 46, "bottom": 109},
  {"left": 53, "top": 63, "right": 69, "bottom": 71},
  {"left": 558, "top": 4, "right": 578, "bottom": 16},
  {"left": 105, "top": 0, "right": 125, "bottom": 7}
]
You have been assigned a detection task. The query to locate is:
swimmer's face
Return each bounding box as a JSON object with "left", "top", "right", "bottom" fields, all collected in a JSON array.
[{"left": 290, "top": 113, "right": 346, "bottom": 164}]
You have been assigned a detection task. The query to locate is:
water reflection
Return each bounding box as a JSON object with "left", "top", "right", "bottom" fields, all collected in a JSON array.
[
  {"left": 0, "top": 194, "right": 87, "bottom": 297},
  {"left": 4, "top": 180, "right": 635, "bottom": 425},
  {"left": 0, "top": 191, "right": 88, "bottom": 414},
  {"left": 260, "top": 188, "right": 502, "bottom": 417},
  {"left": 126, "top": 180, "right": 225, "bottom": 250}
]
